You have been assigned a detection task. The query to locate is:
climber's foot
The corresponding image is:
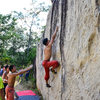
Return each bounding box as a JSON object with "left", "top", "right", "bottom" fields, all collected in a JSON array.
[
  {"left": 46, "top": 84, "right": 51, "bottom": 88},
  {"left": 51, "top": 69, "right": 57, "bottom": 74}
]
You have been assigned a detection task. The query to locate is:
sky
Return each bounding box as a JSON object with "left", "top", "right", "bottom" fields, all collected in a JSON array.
[
  {"left": 0, "top": 0, "right": 51, "bottom": 14},
  {"left": 0, "top": 0, "right": 52, "bottom": 30},
  {"left": 0, "top": 0, "right": 52, "bottom": 52}
]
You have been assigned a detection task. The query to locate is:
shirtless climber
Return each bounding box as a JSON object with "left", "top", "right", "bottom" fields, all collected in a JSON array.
[
  {"left": 6, "top": 65, "right": 33, "bottom": 100},
  {"left": 42, "top": 26, "right": 59, "bottom": 88}
]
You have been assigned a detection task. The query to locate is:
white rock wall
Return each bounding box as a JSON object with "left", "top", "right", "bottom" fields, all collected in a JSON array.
[{"left": 36, "top": 0, "right": 100, "bottom": 100}]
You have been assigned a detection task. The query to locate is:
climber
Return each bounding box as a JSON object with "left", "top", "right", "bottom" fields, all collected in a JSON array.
[
  {"left": 25, "top": 70, "right": 30, "bottom": 81},
  {"left": 6, "top": 65, "right": 33, "bottom": 100},
  {"left": 42, "top": 26, "right": 59, "bottom": 88}
]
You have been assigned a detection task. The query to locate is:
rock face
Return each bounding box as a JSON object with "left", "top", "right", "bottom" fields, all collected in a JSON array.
[{"left": 36, "top": 0, "right": 100, "bottom": 100}]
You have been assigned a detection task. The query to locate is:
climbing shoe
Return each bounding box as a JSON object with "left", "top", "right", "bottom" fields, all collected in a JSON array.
[
  {"left": 50, "top": 69, "right": 57, "bottom": 74},
  {"left": 46, "top": 84, "right": 51, "bottom": 88}
]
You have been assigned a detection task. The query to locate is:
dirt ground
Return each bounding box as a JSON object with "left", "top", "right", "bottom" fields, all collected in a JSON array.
[
  {"left": 15, "top": 80, "right": 34, "bottom": 92},
  {"left": 14, "top": 80, "right": 43, "bottom": 100}
]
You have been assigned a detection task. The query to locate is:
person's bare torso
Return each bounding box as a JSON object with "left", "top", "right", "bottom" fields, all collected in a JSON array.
[
  {"left": 44, "top": 46, "right": 52, "bottom": 60},
  {"left": 8, "top": 73, "right": 16, "bottom": 88}
]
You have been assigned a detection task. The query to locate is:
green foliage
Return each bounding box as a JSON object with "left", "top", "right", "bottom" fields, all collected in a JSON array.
[
  {"left": 28, "top": 69, "right": 36, "bottom": 87},
  {"left": 0, "top": 14, "right": 37, "bottom": 67},
  {"left": 0, "top": 0, "right": 49, "bottom": 67},
  {"left": 0, "top": 2, "right": 49, "bottom": 98}
]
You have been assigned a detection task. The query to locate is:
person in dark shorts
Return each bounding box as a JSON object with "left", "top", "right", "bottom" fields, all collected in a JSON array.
[
  {"left": 2, "top": 65, "right": 9, "bottom": 96},
  {"left": 25, "top": 70, "right": 30, "bottom": 81}
]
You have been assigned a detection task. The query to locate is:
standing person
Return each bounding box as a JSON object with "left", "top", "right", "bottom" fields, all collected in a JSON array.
[
  {"left": 18, "top": 74, "right": 23, "bottom": 82},
  {"left": 0, "top": 65, "right": 3, "bottom": 77},
  {"left": 0, "top": 66, "right": 5, "bottom": 77},
  {"left": 6, "top": 65, "right": 33, "bottom": 100},
  {"left": 18, "top": 69, "right": 23, "bottom": 82},
  {"left": 0, "top": 77, "right": 5, "bottom": 100},
  {"left": 2, "top": 65, "right": 9, "bottom": 96},
  {"left": 25, "top": 70, "right": 30, "bottom": 81},
  {"left": 42, "top": 26, "right": 59, "bottom": 88}
]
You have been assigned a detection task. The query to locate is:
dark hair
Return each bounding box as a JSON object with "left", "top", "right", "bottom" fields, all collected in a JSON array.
[
  {"left": 9, "top": 65, "right": 14, "bottom": 71},
  {"left": 5, "top": 65, "right": 9, "bottom": 69},
  {"left": 42, "top": 38, "right": 48, "bottom": 45}
]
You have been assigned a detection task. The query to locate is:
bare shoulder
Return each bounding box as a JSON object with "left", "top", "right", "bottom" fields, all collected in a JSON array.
[
  {"left": 8, "top": 72, "right": 16, "bottom": 77},
  {"left": 8, "top": 72, "right": 12, "bottom": 77},
  {"left": 47, "top": 43, "right": 52, "bottom": 48},
  {"left": 44, "top": 45, "right": 51, "bottom": 51},
  {"left": 48, "top": 40, "right": 53, "bottom": 47}
]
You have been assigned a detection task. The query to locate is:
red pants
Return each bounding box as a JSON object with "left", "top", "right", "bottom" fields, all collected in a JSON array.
[
  {"left": 42, "top": 60, "right": 59, "bottom": 81},
  {"left": 6, "top": 85, "right": 14, "bottom": 100}
]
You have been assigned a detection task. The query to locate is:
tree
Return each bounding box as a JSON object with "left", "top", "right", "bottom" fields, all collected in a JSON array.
[
  {"left": 0, "top": 0, "right": 50, "bottom": 67},
  {"left": 0, "top": 14, "right": 17, "bottom": 64},
  {"left": 12, "top": 0, "right": 49, "bottom": 56},
  {"left": 0, "top": 14, "right": 26, "bottom": 65}
]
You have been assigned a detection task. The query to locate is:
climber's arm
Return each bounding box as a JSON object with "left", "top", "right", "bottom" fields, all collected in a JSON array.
[{"left": 49, "top": 26, "right": 58, "bottom": 46}]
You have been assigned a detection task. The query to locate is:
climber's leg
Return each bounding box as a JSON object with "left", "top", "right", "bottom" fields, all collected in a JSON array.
[
  {"left": 47, "top": 60, "right": 59, "bottom": 73},
  {"left": 42, "top": 60, "right": 59, "bottom": 88},
  {"left": 42, "top": 60, "right": 51, "bottom": 88},
  {"left": 46, "top": 80, "right": 51, "bottom": 88},
  {"left": 44, "top": 68, "right": 51, "bottom": 88}
]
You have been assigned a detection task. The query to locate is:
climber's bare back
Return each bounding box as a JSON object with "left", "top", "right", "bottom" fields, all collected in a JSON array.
[{"left": 44, "top": 45, "right": 52, "bottom": 60}]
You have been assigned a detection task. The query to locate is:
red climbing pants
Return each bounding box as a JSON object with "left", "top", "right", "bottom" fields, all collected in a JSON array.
[
  {"left": 6, "top": 85, "right": 14, "bottom": 100},
  {"left": 42, "top": 60, "right": 59, "bottom": 81}
]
